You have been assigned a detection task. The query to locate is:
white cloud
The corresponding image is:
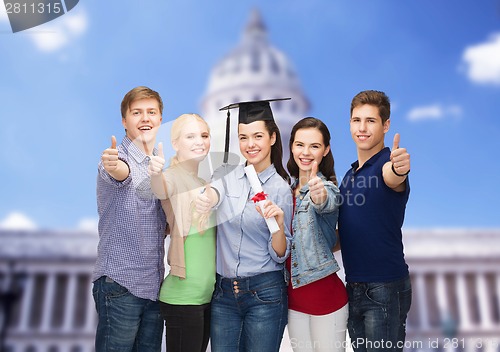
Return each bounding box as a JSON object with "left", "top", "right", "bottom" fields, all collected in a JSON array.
[
  {"left": 30, "top": 8, "right": 88, "bottom": 52},
  {"left": 0, "top": 212, "right": 37, "bottom": 230},
  {"left": 77, "top": 217, "right": 98, "bottom": 234},
  {"left": 407, "top": 104, "right": 463, "bottom": 122},
  {"left": 461, "top": 33, "right": 500, "bottom": 85}
]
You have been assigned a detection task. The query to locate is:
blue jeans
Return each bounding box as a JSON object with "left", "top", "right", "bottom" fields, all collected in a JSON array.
[
  {"left": 346, "top": 276, "right": 412, "bottom": 352},
  {"left": 210, "top": 271, "right": 288, "bottom": 352},
  {"left": 92, "top": 276, "right": 163, "bottom": 352}
]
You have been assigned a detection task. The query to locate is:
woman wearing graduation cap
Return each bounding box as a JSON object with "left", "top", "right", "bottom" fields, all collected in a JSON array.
[{"left": 196, "top": 98, "right": 293, "bottom": 352}]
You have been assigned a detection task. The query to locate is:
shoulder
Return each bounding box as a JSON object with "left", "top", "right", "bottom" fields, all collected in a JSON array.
[
  {"left": 373, "top": 148, "right": 391, "bottom": 168},
  {"left": 323, "top": 179, "right": 340, "bottom": 195},
  {"left": 213, "top": 163, "right": 241, "bottom": 180},
  {"left": 117, "top": 143, "right": 130, "bottom": 162},
  {"left": 163, "top": 165, "right": 181, "bottom": 179},
  {"left": 270, "top": 176, "right": 293, "bottom": 203},
  {"left": 270, "top": 172, "right": 291, "bottom": 189},
  {"left": 318, "top": 173, "right": 339, "bottom": 192}
]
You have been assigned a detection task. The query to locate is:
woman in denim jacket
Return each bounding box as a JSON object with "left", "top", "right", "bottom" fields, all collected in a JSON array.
[{"left": 286, "top": 117, "right": 348, "bottom": 352}]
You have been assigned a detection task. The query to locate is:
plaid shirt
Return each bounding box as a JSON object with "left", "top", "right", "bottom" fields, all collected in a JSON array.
[{"left": 93, "top": 136, "right": 166, "bottom": 301}]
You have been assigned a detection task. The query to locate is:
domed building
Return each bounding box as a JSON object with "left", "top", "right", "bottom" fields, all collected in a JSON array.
[{"left": 200, "top": 9, "right": 309, "bottom": 166}]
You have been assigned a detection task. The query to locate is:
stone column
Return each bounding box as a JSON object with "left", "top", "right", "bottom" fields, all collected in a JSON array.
[
  {"left": 62, "top": 272, "right": 77, "bottom": 332},
  {"left": 476, "top": 272, "right": 493, "bottom": 329},
  {"left": 17, "top": 272, "right": 34, "bottom": 332},
  {"left": 455, "top": 273, "right": 472, "bottom": 330},
  {"left": 40, "top": 273, "right": 56, "bottom": 332},
  {"left": 415, "top": 273, "right": 430, "bottom": 330}
]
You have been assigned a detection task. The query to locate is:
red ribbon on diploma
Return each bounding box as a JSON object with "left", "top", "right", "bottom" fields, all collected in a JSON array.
[{"left": 251, "top": 191, "right": 268, "bottom": 203}]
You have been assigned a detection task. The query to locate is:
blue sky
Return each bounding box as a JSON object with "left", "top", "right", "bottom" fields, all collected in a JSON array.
[{"left": 0, "top": 0, "right": 499, "bottom": 231}]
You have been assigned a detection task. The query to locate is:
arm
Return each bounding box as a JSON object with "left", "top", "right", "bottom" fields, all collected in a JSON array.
[
  {"left": 271, "top": 228, "right": 287, "bottom": 257},
  {"left": 311, "top": 181, "right": 340, "bottom": 214},
  {"left": 151, "top": 173, "right": 168, "bottom": 200},
  {"left": 257, "top": 200, "right": 287, "bottom": 257},
  {"left": 257, "top": 182, "right": 292, "bottom": 260},
  {"left": 149, "top": 143, "right": 168, "bottom": 199},
  {"left": 312, "top": 182, "right": 340, "bottom": 249}
]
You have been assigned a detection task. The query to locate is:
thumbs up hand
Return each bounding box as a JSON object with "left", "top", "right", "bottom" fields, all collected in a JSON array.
[
  {"left": 148, "top": 142, "right": 165, "bottom": 176},
  {"left": 390, "top": 133, "right": 410, "bottom": 177},
  {"left": 308, "top": 161, "right": 327, "bottom": 205},
  {"left": 102, "top": 135, "right": 119, "bottom": 173},
  {"left": 195, "top": 184, "right": 216, "bottom": 214}
]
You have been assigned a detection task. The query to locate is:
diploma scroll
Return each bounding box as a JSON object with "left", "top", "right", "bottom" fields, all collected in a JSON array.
[{"left": 244, "top": 164, "right": 280, "bottom": 234}]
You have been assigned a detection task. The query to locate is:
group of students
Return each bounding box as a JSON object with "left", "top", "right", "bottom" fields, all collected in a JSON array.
[{"left": 93, "top": 86, "right": 412, "bottom": 352}]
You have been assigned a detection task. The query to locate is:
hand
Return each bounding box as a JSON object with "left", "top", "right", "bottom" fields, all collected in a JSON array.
[
  {"left": 255, "top": 200, "right": 284, "bottom": 227},
  {"left": 148, "top": 142, "right": 165, "bottom": 176},
  {"left": 390, "top": 133, "right": 410, "bottom": 176},
  {"left": 195, "top": 184, "right": 214, "bottom": 214},
  {"left": 308, "top": 161, "right": 327, "bottom": 204},
  {"left": 102, "top": 136, "right": 119, "bottom": 173}
]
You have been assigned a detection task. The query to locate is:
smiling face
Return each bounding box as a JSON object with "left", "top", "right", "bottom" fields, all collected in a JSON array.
[
  {"left": 173, "top": 118, "right": 210, "bottom": 164},
  {"left": 122, "top": 98, "right": 162, "bottom": 151},
  {"left": 350, "top": 104, "right": 389, "bottom": 159},
  {"left": 238, "top": 120, "right": 276, "bottom": 173},
  {"left": 291, "top": 128, "right": 330, "bottom": 178}
]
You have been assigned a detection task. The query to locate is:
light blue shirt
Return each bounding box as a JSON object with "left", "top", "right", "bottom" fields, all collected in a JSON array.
[
  {"left": 212, "top": 163, "right": 293, "bottom": 278},
  {"left": 93, "top": 136, "right": 166, "bottom": 301}
]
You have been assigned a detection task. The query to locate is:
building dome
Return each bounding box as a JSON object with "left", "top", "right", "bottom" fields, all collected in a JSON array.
[
  {"left": 204, "top": 10, "right": 304, "bottom": 99},
  {"left": 200, "top": 9, "right": 309, "bottom": 167}
]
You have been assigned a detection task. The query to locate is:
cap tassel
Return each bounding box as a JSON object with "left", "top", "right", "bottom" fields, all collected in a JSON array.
[{"left": 223, "top": 110, "right": 230, "bottom": 164}]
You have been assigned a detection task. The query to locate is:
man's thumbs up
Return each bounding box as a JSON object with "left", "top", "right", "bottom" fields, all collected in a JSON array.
[
  {"left": 102, "top": 135, "right": 119, "bottom": 172},
  {"left": 390, "top": 133, "right": 410, "bottom": 177}
]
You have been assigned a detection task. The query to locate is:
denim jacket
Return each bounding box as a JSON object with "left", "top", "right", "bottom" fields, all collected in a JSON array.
[{"left": 289, "top": 172, "right": 341, "bottom": 288}]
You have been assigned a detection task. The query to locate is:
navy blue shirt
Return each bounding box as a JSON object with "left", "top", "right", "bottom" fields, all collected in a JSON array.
[{"left": 338, "top": 147, "right": 409, "bottom": 283}]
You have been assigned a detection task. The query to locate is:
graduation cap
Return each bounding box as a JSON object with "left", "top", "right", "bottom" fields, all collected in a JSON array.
[{"left": 219, "top": 98, "right": 290, "bottom": 163}]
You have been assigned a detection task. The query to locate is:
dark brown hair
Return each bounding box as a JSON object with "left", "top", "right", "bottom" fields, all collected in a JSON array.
[
  {"left": 264, "top": 119, "right": 290, "bottom": 184},
  {"left": 287, "top": 117, "right": 337, "bottom": 185},
  {"left": 350, "top": 90, "right": 391, "bottom": 123}
]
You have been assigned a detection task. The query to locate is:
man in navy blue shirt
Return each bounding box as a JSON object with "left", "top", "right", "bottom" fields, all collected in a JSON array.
[{"left": 338, "top": 90, "right": 411, "bottom": 352}]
